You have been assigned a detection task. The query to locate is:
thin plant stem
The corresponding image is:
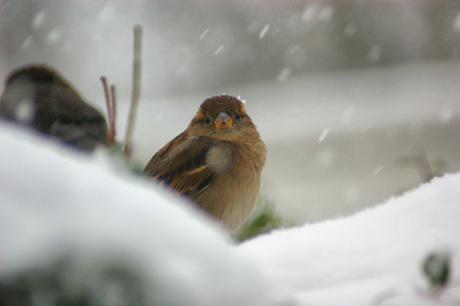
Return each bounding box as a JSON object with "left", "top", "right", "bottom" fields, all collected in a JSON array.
[
  {"left": 123, "top": 25, "right": 142, "bottom": 157},
  {"left": 109, "top": 84, "right": 117, "bottom": 141},
  {"left": 101, "top": 76, "right": 115, "bottom": 144}
]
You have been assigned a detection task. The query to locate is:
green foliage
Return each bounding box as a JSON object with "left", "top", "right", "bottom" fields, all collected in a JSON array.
[
  {"left": 99, "top": 143, "right": 145, "bottom": 177},
  {"left": 396, "top": 147, "right": 448, "bottom": 183},
  {"left": 0, "top": 255, "right": 144, "bottom": 305},
  {"left": 422, "top": 250, "right": 451, "bottom": 293},
  {"left": 234, "top": 199, "right": 290, "bottom": 242}
]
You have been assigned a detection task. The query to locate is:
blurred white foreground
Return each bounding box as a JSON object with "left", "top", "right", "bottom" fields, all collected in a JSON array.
[{"left": 0, "top": 121, "right": 459, "bottom": 305}]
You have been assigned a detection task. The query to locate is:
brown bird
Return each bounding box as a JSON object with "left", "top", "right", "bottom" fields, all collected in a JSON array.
[
  {"left": 0, "top": 64, "right": 108, "bottom": 152},
  {"left": 143, "top": 95, "right": 266, "bottom": 231}
]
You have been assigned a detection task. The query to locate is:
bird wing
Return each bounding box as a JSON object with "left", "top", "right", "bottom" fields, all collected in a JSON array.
[{"left": 143, "top": 133, "right": 230, "bottom": 199}]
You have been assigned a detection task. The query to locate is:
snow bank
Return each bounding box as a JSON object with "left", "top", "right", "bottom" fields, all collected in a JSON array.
[
  {"left": 239, "top": 173, "right": 460, "bottom": 305},
  {"left": 0, "top": 122, "right": 459, "bottom": 305},
  {"left": 0, "top": 122, "right": 270, "bottom": 305}
]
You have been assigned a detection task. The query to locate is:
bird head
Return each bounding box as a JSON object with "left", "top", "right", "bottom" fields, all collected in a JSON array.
[{"left": 188, "top": 95, "right": 259, "bottom": 142}]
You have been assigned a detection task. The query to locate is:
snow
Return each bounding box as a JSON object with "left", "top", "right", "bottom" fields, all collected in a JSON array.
[
  {"left": 367, "top": 45, "right": 382, "bottom": 64},
  {"left": 0, "top": 123, "right": 270, "bottom": 305},
  {"left": 199, "top": 28, "right": 210, "bottom": 40},
  {"left": 259, "top": 24, "right": 270, "bottom": 40},
  {"left": 214, "top": 44, "right": 224, "bottom": 55},
  {"left": 453, "top": 13, "right": 460, "bottom": 33},
  {"left": 276, "top": 67, "right": 292, "bottom": 82},
  {"left": 317, "top": 127, "right": 330, "bottom": 143},
  {"left": 1, "top": 119, "right": 459, "bottom": 305},
  {"left": 238, "top": 173, "right": 460, "bottom": 304}
]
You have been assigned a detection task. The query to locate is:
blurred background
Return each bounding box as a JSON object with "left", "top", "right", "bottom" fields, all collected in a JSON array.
[{"left": 2, "top": 0, "right": 460, "bottom": 224}]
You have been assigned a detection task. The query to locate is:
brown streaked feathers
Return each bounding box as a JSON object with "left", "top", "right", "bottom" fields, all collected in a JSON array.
[{"left": 143, "top": 95, "right": 266, "bottom": 231}]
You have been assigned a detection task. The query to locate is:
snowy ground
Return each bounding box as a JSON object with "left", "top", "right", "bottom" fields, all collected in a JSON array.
[
  {"left": 0, "top": 117, "right": 459, "bottom": 305},
  {"left": 0, "top": 123, "right": 270, "bottom": 305},
  {"left": 238, "top": 173, "right": 460, "bottom": 305}
]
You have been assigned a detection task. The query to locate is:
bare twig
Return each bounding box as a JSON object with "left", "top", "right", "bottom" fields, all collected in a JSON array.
[
  {"left": 100, "top": 76, "right": 111, "bottom": 130},
  {"left": 123, "top": 25, "right": 143, "bottom": 157},
  {"left": 100, "top": 76, "right": 117, "bottom": 145},
  {"left": 110, "top": 84, "right": 117, "bottom": 140},
  {"left": 101, "top": 76, "right": 113, "bottom": 144}
]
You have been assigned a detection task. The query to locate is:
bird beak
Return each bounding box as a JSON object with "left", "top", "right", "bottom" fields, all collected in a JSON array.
[{"left": 215, "top": 112, "right": 233, "bottom": 130}]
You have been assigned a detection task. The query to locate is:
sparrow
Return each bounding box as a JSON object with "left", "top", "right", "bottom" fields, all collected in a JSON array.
[
  {"left": 0, "top": 64, "right": 108, "bottom": 152},
  {"left": 143, "top": 95, "right": 266, "bottom": 231}
]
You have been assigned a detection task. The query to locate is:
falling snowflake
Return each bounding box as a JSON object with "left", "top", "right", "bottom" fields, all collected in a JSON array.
[
  {"left": 302, "top": 5, "right": 317, "bottom": 23},
  {"left": 319, "top": 6, "right": 334, "bottom": 21},
  {"left": 214, "top": 45, "right": 224, "bottom": 55},
  {"left": 372, "top": 165, "right": 384, "bottom": 177},
  {"left": 277, "top": 68, "right": 291, "bottom": 82},
  {"left": 453, "top": 13, "right": 460, "bottom": 33},
  {"left": 46, "top": 28, "right": 62, "bottom": 45},
  {"left": 15, "top": 99, "right": 34, "bottom": 124},
  {"left": 318, "top": 128, "right": 330, "bottom": 143},
  {"left": 32, "top": 10, "right": 47, "bottom": 30},
  {"left": 199, "top": 28, "right": 210, "bottom": 40},
  {"left": 341, "top": 106, "right": 354, "bottom": 123},
  {"left": 259, "top": 24, "right": 270, "bottom": 39},
  {"left": 367, "top": 45, "right": 382, "bottom": 64},
  {"left": 344, "top": 24, "right": 357, "bottom": 39}
]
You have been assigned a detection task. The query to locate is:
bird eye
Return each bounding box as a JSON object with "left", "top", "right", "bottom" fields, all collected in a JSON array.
[
  {"left": 205, "top": 117, "right": 211, "bottom": 125},
  {"left": 235, "top": 113, "right": 241, "bottom": 120}
]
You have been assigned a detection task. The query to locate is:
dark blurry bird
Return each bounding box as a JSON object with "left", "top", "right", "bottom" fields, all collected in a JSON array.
[
  {"left": 0, "top": 64, "right": 108, "bottom": 152},
  {"left": 143, "top": 95, "right": 266, "bottom": 231}
]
